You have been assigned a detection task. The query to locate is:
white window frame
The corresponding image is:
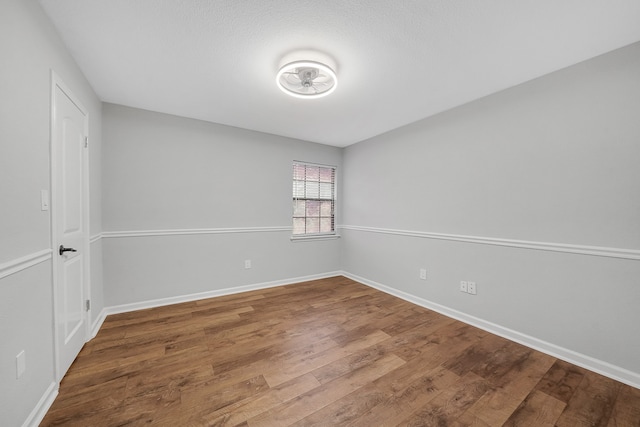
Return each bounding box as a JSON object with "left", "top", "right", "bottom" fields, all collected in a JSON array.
[{"left": 291, "top": 161, "right": 338, "bottom": 241}]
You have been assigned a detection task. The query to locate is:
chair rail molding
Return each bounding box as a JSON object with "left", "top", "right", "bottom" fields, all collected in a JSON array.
[
  {"left": 102, "top": 226, "right": 293, "bottom": 239},
  {"left": 339, "top": 225, "right": 640, "bottom": 260},
  {"left": 0, "top": 249, "right": 52, "bottom": 280}
]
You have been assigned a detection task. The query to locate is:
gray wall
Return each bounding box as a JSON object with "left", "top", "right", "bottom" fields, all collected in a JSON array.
[
  {"left": 0, "top": 0, "right": 102, "bottom": 425},
  {"left": 342, "top": 42, "right": 640, "bottom": 377},
  {"left": 102, "top": 104, "right": 342, "bottom": 306}
]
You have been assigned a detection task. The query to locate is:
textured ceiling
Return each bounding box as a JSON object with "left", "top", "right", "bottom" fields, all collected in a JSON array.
[{"left": 39, "top": 0, "right": 640, "bottom": 147}]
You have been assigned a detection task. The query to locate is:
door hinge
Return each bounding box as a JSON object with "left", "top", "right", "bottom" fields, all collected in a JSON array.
[
  {"left": 84, "top": 136, "right": 88, "bottom": 148},
  {"left": 85, "top": 299, "right": 91, "bottom": 311}
]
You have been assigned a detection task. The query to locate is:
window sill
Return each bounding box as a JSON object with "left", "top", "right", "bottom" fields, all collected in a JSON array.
[{"left": 290, "top": 234, "right": 341, "bottom": 242}]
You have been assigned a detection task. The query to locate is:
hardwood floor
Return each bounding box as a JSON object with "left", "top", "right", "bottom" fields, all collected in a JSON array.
[{"left": 41, "top": 276, "right": 640, "bottom": 426}]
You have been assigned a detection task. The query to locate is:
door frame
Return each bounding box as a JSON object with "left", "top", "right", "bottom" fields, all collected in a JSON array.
[{"left": 50, "top": 70, "right": 91, "bottom": 382}]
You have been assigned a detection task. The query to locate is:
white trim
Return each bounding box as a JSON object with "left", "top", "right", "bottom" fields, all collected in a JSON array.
[
  {"left": 90, "top": 308, "right": 107, "bottom": 338},
  {"left": 339, "top": 225, "right": 640, "bottom": 260},
  {"left": 50, "top": 70, "right": 91, "bottom": 382},
  {"left": 0, "top": 249, "right": 52, "bottom": 280},
  {"left": 102, "top": 226, "right": 292, "bottom": 239},
  {"left": 292, "top": 161, "right": 338, "bottom": 239},
  {"left": 88, "top": 234, "right": 103, "bottom": 338},
  {"left": 293, "top": 160, "right": 337, "bottom": 169},
  {"left": 341, "top": 271, "right": 640, "bottom": 389},
  {"left": 22, "top": 381, "right": 57, "bottom": 427},
  {"left": 103, "top": 271, "right": 342, "bottom": 316},
  {"left": 291, "top": 234, "right": 341, "bottom": 242}
]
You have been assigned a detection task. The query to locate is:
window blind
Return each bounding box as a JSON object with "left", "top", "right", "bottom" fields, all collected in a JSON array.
[{"left": 292, "top": 162, "right": 336, "bottom": 236}]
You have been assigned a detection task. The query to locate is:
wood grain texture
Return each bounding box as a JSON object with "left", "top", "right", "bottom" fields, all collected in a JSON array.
[{"left": 41, "top": 276, "right": 640, "bottom": 426}]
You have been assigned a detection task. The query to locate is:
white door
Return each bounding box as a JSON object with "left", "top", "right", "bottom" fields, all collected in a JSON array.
[{"left": 51, "top": 73, "right": 89, "bottom": 381}]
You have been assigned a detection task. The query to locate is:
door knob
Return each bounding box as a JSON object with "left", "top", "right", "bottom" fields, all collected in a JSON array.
[{"left": 59, "top": 245, "right": 77, "bottom": 256}]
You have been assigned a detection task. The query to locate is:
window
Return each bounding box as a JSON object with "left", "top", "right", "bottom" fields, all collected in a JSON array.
[{"left": 292, "top": 162, "right": 336, "bottom": 236}]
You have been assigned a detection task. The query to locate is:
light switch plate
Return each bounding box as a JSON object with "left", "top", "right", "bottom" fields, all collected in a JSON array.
[{"left": 41, "top": 190, "right": 49, "bottom": 211}]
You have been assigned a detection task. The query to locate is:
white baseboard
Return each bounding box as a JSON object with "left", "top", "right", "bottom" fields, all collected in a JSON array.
[
  {"left": 90, "top": 308, "right": 108, "bottom": 338},
  {"left": 102, "top": 271, "right": 343, "bottom": 316},
  {"left": 90, "top": 270, "right": 640, "bottom": 389},
  {"left": 341, "top": 271, "right": 640, "bottom": 390},
  {"left": 22, "top": 381, "right": 58, "bottom": 427}
]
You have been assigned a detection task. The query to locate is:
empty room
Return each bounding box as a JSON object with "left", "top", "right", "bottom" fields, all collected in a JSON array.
[{"left": 1, "top": 0, "right": 639, "bottom": 426}]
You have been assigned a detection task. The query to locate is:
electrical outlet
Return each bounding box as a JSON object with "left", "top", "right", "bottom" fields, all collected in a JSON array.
[
  {"left": 419, "top": 268, "right": 427, "bottom": 280},
  {"left": 467, "top": 281, "right": 477, "bottom": 295},
  {"left": 244, "top": 259, "right": 251, "bottom": 269},
  {"left": 16, "top": 350, "right": 26, "bottom": 379},
  {"left": 460, "top": 281, "right": 468, "bottom": 293}
]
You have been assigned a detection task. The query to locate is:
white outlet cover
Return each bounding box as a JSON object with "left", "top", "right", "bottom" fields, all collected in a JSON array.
[
  {"left": 16, "top": 350, "right": 26, "bottom": 379},
  {"left": 460, "top": 281, "right": 468, "bottom": 292},
  {"left": 419, "top": 268, "right": 427, "bottom": 280},
  {"left": 468, "top": 281, "right": 477, "bottom": 295}
]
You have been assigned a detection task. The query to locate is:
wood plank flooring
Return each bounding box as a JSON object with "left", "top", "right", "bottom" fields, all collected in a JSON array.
[{"left": 41, "top": 276, "right": 640, "bottom": 426}]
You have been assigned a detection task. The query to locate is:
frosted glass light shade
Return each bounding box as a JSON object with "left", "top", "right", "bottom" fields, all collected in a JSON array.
[{"left": 276, "top": 61, "right": 337, "bottom": 99}]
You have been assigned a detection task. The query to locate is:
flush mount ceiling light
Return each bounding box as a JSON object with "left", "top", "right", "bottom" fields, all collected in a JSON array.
[{"left": 276, "top": 60, "right": 337, "bottom": 99}]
